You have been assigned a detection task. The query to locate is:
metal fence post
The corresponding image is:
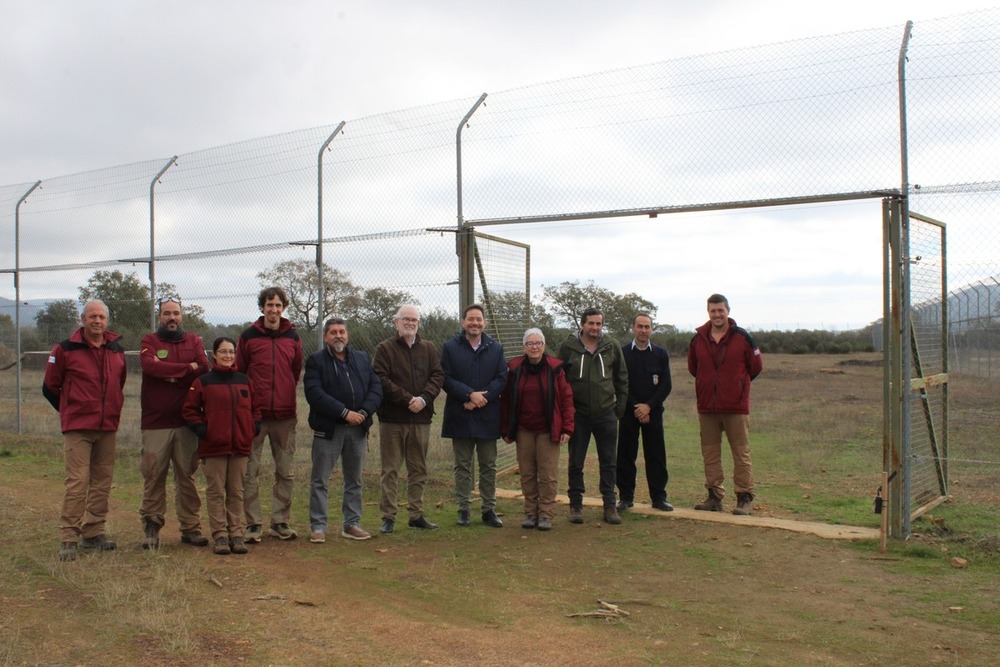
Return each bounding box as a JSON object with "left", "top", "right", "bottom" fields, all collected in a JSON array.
[
  {"left": 14, "top": 180, "right": 42, "bottom": 435},
  {"left": 317, "top": 121, "right": 347, "bottom": 349},
  {"left": 149, "top": 156, "right": 178, "bottom": 329}
]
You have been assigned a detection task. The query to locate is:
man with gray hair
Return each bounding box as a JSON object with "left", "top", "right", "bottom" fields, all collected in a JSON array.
[
  {"left": 373, "top": 304, "right": 444, "bottom": 534},
  {"left": 43, "top": 300, "right": 127, "bottom": 561}
]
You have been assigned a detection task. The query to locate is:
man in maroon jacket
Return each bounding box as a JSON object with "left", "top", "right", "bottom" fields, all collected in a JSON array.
[
  {"left": 43, "top": 300, "right": 127, "bottom": 561},
  {"left": 237, "top": 286, "right": 303, "bottom": 542},
  {"left": 687, "top": 294, "right": 763, "bottom": 516},
  {"left": 138, "top": 297, "right": 210, "bottom": 550}
]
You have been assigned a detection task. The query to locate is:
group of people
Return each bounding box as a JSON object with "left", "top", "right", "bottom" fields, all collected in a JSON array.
[{"left": 42, "top": 289, "right": 763, "bottom": 561}]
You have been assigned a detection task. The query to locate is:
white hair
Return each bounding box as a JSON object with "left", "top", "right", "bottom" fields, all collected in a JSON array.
[{"left": 522, "top": 327, "right": 545, "bottom": 344}]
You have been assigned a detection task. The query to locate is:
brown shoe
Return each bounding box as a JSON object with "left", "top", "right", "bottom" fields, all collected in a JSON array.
[
  {"left": 181, "top": 530, "right": 209, "bottom": 547},
  {"left": 568, "top": 506, "right": 584, "bottom": 524},
  {"left": 603, "top": 507, "right": 622, "bottom": 525},
  {"left": 694, "top": 491, "right": 724, "bottom": 512},
  {"left": 732, "top": 492, "right": 755, "bottom": 516},
  {"left": 213, "top": 537, "right": 231, "bottom": 555}
]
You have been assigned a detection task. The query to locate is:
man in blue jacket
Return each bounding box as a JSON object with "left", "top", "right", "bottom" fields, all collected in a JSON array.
[
  {"left": 303, "top": 318, "right": 382, "bottom": 542},
  {"left": 441, "top": 304, "right": 508, "bottom": 527}
]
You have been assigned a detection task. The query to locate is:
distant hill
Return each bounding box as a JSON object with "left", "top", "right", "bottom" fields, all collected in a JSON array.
[{"left": 0, "top": 297, "right": 56, "bottom": 326}]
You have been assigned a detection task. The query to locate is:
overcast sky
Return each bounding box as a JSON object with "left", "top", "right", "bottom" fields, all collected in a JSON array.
[{"left": 2, "top": 0, "right": 996, "bottom": 330}]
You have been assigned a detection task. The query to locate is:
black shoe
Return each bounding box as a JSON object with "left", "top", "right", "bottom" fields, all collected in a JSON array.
[
  {"left": 732, "top": 492, "right": 755, "bottom": 516},
  {"left": 615, "top": 498, "right": 633, "bottom": 512},
  {"left": 180, "top": 531, "right": 209, "bottom": 547},
  {"left": 141, "top": 519, "right": 160, "bottom": 550},
  {"left": 408, "top": 516, "right": 438, "bottom": 530},
  {"left": 521, "top": 515, "right": 537, "bottom": 529},
  {"left": 651, "top": 498, "right": 675, "bottom": 512},
  {"left": 80, "top": 535, "right": 117, "bottom": 551},
  {"left": 482, "top": 510, "right": 503, "bottom": 528},
  {"left": 457, "top": 509, "right": 471, "bottom": 526},
  {"left": 379, "top": 518, "right": 395, "bottom": 534}
]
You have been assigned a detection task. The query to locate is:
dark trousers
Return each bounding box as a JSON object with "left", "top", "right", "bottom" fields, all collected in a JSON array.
[
  {"left": 567, "top": 410, "right": 618, "bottom": 509},
  {"left": 616, "top": 411, "right": 668, "bottom": 503}
]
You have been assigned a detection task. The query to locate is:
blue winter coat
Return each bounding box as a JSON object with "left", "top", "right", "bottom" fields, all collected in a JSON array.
[
  {"left": 304, "top": 345, "right": 383, "bottom": 436},
  {"left": 440, "top": 331, "right": 508, "bottom": 439}
]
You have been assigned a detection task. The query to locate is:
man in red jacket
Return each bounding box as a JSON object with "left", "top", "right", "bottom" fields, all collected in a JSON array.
[
  {"left": 687, "top": 294, "right": 763, "bottom": 516},
  {"left": 138, "top": 297, "right": 210, "bottom": 549},
  {"left": 237, "top": 286, "right": 303, "bottom": 542},
  {"left": 43, "top": 300, "right": 127, "bottom": 561}
]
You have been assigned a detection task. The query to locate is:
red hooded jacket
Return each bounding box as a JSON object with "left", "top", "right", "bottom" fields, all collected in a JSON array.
[
  {"left": 235, "top": 316, "right": 303, "bottom": 421},
  {"left": 42, "top": 327, "right": 127, "bottom": 433},
  {"left": 687, "top": 318, "right": 763, "bottom": 415},
  {"left": 182, "top": 365, "right": 261, "bottom": 459}
]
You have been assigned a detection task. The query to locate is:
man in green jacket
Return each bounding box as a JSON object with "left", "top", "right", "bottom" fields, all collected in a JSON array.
[{"left": 558, "top": 307, "right": 629, "bottom": 525}]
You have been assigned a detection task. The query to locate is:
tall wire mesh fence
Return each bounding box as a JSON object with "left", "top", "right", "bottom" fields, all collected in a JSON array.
[{"left": 2, "top": 10, "right": 999, "bottom": 510}]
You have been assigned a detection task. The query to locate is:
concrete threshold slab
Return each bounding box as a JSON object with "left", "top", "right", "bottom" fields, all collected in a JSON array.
[{"left": 494, "top": 488, "right": 880, "bottom": 541}]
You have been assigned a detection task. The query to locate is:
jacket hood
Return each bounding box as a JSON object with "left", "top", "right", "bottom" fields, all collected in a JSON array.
[
  {"left": 69, "top": 327, "right": 123, "bottom": 345},
  {"left": 509, "top": 353, "right": 563, "bottom": 371},
  {"left": 252, "top": 315, "right": 297, "bottom": 336},
  {"left": 695, "top": 317, "right": 739, "bottom": 338}
]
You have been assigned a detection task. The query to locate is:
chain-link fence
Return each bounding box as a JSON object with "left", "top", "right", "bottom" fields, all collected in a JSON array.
[{"left": 3, "top": 11, "right": 999, "bottom": 503}]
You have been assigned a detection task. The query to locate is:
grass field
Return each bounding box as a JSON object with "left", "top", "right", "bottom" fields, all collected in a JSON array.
[{"left": 1, "top": 353, "right": 998, "bottom": 666}]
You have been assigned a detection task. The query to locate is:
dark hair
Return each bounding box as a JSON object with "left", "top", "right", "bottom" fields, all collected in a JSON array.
[
  {"left": 212, "top": 336, "right": 236, "bottom": 353},
  {"left": 462, "top": 303, "right": 485, "bottom": 319},
  {"left": 707, "top": 293, "right": 729, "bottom": 309},
  {"left": 580, "top": 307, "right": 603, "bottom": 326},
  {"left": 157, "top": 297, "right": 182, "bottom": 313},
  {"left": 258, "top": 286, "right": 289, "bottom": 310},
  {"left": 324, "top": 317, "right": 347, "bottom": 333}
]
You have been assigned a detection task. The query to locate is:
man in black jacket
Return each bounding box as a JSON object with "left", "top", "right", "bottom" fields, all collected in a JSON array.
[
  {"left": 616, "top": 312, "right": 674, "bottom": 512},
  {"left": 303, "top": 318, "right": 382, "bottom": 543}
]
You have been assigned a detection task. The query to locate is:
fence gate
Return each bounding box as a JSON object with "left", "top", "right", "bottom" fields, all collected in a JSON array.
[{"left": 885, "top": 199, "right": 949, "bottom": 537}]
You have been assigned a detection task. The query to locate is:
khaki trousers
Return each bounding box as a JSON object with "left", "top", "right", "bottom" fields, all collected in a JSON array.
[
  {"left": 515, "top": 428, "right": 561, "bottom": 520},
  {"left": 203, "top": 456, "right": 248, "bottom": 540},
  {"left": 61, "top": 430, "right": 117, "bottom": 542},
  {"left": 244, "top": 418, "right": 297, "bottom": 527},
  {"left": 139, "top": 427, "right": 203, "bottom": 532},
  {"left": 698, "top": 413, "right": 754, "bottom": 499},
  {"left": 379, "top": 422, "right": 430, "bottom": 521}
]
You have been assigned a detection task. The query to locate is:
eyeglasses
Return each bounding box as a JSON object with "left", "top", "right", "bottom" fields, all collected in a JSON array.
[
  {"left": 399, "top": 317, "right": 419, "bottom": 323},
  {"left": 524, "top": 341, "right": 544, "bottom": 347},
  {"left": 215, "top": 349, "right": 236, "bottom": 355}
]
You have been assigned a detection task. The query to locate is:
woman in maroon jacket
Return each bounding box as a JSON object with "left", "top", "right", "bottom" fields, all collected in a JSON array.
[
  {"left": 501, "top": 328, "right": 574, "bottom": 531},
  {"left": 183, "top": 337, "right": 261, "bottom": 555}
]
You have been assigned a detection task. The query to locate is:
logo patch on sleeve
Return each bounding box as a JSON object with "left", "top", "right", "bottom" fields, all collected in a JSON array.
[{"left": 48, "top": 355, "right": 57, "bottom": 364}]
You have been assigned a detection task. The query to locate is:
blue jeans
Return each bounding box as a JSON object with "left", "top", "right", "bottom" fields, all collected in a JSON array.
[
  {"left": 567, "top": 410, "right": 619, "bottom": 508},
  {"left": 309, "top": 427, "right": 366, "bottom": 531}
]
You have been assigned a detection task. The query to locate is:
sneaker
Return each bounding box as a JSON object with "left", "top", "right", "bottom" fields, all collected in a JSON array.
[
  {"left": 603, "top": 507, "right": 622, "bottom": 525},
  {"left": 269, "top": 523, "right": 298, "bottom": 540},
  {"left": 407, "top": 516, "right": 438, "bottom": 530},
  {"left": 141, "top": 519, "right": 160, "bottom": 550},
  {"left": 694, "top": 492, "right": 724, "bottom": 512},
  {"left": 245, "top": 524, "right": 263, "bottom": 543},
  {"left": 732, "top": 492, "right": 755, "bottom": 516},
  {"left": 310, "top": 530, "right": 327, "bottom": 544},
  {"left": 229, "top": 537, "right": 248, "bottom": 555},
  {"left": 568, "top": 506, "right": 584, "bottom": 524},
  {"left": 379, "top": 518, "right": 395, "bottom": 534},
  {"left": 80, "top": 535, "right": 117, "bottom": 551},
  {"left": 58, "top": 542, "right": 77, "bottom": 562},
  {"left": 651, "top": 498, "right": 675, "bottom": 512},
  {"left": 482, "top": 510, "right": 503, "bottom": 528},
  {"left": 180, "top": 530, "right": 209, "bottom": 547},
  {"left": 537, "top": 517, "right": 552, "bottom": 531},
  {"left": 457, "top": 509, "right": 471, "bottom": 526},
  {"left": 213, "top": 537, "right": 231, "bottom": 555},
  {"left": 615, "top": 498, "right": 633, "bottom": 512},
  {"left": 341, "top": 525, "right": 372, "bottom": 541},
  {"left": 521, "top": 515, "right": 537, "bottom": 529}
]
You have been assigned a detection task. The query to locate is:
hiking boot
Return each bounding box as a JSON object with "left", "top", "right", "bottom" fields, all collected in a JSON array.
[
  {"left": 310, "top": 530, "right": 326, "bottom": 544},
  {"left": 457, "top": 509, "right": 471, "bottom": 526},
  {"left": 521, "top": 515, "right": 537, "bottom": 529},
  {"left": 80, "top": 535, "right": 117, "bottom": 551},
  {"left": 379, "top": 518, "right": 395, "bottom": 534},
  {"left": 482, "top": 510, "right": 503, "bottom": 528},
  {"left": 568, "top": 506, "right": 584, "bottom": 524},
  {"left": 229, "top": 537, "right": 248, "bottom": 554},
  {"left": 213, "top": 537, "right": 231, "bottom": 555},
  {"left": 537, "top": 517, "right": 552, "bottom": 531},
  {"left": 141, "top": 519, "right": 160, "bottom": 550},
  {"left": 694, "top": 491, "right": 724, "bottom": 512},
  {"left": 341, "top": 525, "right": 372, "bottom": 541},
  {"left": 245, "top": 524, "right": 263, "bottom": 543},
  {"left": 603, "top": 507, "right": 622, "bottom": 525},
  {"left": 733, "top": 492, "right": 755, "bottom": 516},
  {"left": 615, "top": 498, "right": 633, "bottom": 512},
  {"left": 269, "top": 523, "right": 298, "bottom": 540},
  {"left": 180, "top": 530, "right": 209, "bottom": 547},
  {"left": 58, "top": 542, "right": 77, "bottom": 562},
  {"left": 651, "top": 498, "right": 675, "bottom": 512},
  {"left": 407, "top": 516, "right": 438, "bottom": 530}
]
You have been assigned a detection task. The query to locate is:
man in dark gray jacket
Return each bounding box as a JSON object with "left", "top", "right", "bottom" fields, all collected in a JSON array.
[
  {"left": 441, "top": 304, "right": 508, "bottom": 528},
  {"left": 304, "top": 318, "right": 382, "bottom": 543}
]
